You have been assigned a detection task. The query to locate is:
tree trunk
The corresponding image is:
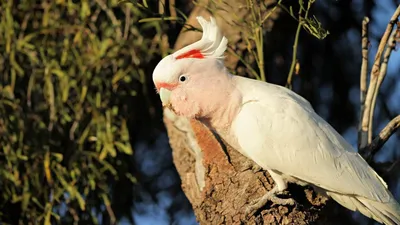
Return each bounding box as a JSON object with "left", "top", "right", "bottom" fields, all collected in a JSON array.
[{"left": 163, "top": 1, "right": 333, "bottom": 224}]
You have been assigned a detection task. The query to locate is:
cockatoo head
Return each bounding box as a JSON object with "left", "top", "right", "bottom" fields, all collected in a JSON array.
[{"left": 152, "top": 16, "right": 232, "bottom": 119}]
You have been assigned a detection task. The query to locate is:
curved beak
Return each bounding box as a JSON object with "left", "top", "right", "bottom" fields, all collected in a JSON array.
[{"left": 159, "top": 88, "right": 171, "bottom": 106}]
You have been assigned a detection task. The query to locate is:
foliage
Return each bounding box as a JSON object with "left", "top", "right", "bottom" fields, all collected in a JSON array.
[
  {"left": 0, "top": 0, "right": 163, "bottom": 224},
  {"left": 0, "top": 0, "right": 353, "bottom": 224}
]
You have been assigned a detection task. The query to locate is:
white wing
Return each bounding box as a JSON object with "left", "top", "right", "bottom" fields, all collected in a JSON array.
[{"left": 232, "top": 76, "right": 392, "bottom": 203}]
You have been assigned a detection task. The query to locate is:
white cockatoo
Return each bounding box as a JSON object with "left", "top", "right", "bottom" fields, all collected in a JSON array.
[{"left": 152, "top": 16, "right": 400, "bottom": 224}]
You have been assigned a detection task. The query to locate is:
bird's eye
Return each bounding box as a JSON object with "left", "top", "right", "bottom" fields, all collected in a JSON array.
[{"left": 179, "top": 75, "right": 187, "bottom": 82}]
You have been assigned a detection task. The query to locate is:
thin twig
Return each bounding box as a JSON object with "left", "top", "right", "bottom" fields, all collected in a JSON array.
[
  {"left": 247, "top": 0, "right": 266, "bottom": 82},
  {"left": 361, "top": 115, "right": 400, "bottom": 161},
  {"left": 286, "top": 0, "right": 313, "bottom": 89},
  {"left": 257, "top": 26, "right": 266, "bottom": 81},
  {"left": 360, "top": 5, "right": 400, "bottom": 148},
  {"left": 286, "top": 18, "right": 302, "bottom": 89},
  {"left": 375, "top": 29, "right": 397, "bottom": 106},
  {"left": 261, "top": 0, "right": 282, "bottom": 24}
]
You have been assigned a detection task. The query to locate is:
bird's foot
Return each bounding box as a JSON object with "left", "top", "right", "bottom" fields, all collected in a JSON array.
[
  {"left": 241, "top": 161, "right": 263, "bottom": 173},
  {"left": 245, "top": 186, "right": 296, "bottom": 217},
  {"left": 251, "top": 164, "right": 263, "bottom": 173}
]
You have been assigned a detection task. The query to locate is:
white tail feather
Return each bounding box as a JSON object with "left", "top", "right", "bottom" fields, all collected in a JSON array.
[
  {"left": 327, "top": 191, "right": 400, "bottom": 225},
  {"left": 172, "top": 16, "right": 228, "bottom": 59}
]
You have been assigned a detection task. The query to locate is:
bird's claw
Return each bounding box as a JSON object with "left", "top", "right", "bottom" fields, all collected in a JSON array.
[
  {"left": 276, "top": 190, "right": 291, "bottom": 197},
  {"left": 245, "top": 187, "right": 296, "bottom": 217},
  {"left": 241, "top": 161, "right": 263, "bottom": 173},
  {"left": 251, "top": 164, "right": 263, "bottom": 173},
  {"left": 269, "top": 194, "right": 296, "bottom": 206}
]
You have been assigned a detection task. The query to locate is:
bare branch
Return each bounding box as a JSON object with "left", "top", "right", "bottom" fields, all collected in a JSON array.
[
  {"left": 360, "top": 5, "right": 400, "bottom": 149},
  {"left": 358, "top": 17, "right": 370, "bottom": 149},
  {"left": 368, "top": 28, "right": 398, "bottom": 143},
  {"left": 361, "top": 115, "right": 400, "bottom": 161},
  {"left": 360, "top": 17, "right": 370, "bottom": 105}
]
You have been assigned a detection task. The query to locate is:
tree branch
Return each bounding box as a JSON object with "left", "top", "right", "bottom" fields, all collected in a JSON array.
[
  {"left": 361, "top": 115, "right": 400, "bottom": 161},
  {"left": 359, "top": 5, "right": 400, "bottom": 149},
  {"left": 368, "top": 28, "right": 398, "bottom": 144},
  {"left": 358, "top": 16, "right": 370, "bottom": 149}
]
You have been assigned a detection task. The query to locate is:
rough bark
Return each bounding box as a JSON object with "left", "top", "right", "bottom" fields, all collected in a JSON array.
[{"left": 163, "top": 1, "right": 333, "bottom": 224}]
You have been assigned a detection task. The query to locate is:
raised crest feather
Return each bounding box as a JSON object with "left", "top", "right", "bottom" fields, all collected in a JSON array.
[
  {"left": 175, "top": 49, "right": 204, "bottom": 59},
  {"left": 173, "top": 16, "right": 228, "bottom": 60}
]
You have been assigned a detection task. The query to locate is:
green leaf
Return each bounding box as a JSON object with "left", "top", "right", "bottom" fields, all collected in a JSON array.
[{"left": 115, "top": 142, "right": 133, "bottom": 155}]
